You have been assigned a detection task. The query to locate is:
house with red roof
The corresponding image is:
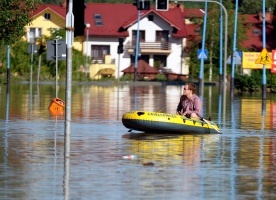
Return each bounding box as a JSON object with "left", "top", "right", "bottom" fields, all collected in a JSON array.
[
  {"left": 121, "top": 60, "right": 159, "bottom": 80},
  {"left": 241, "top": 12, "right": 276, "bottom": 52},
  {"left": 84, "top": 3, "right": 189, "bottom": 79},
  {"left": 25, "top": 2, "right": 276, "bottom": 80},
  {"left": 24, "top": 3, "right": 66, "bottom": 43},
  {"left": 25, "top": 2, "right": 189, "bottom": 80}
]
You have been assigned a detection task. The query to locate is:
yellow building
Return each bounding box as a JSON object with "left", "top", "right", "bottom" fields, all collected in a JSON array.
[
  {"left": 25, "top": 3, "right": 82, "bottom": 51},
  {"left": 90, "top": 55, "right": 116, "bottom": 80},
  {"left": 25, "top": 3, "right": 115, "bottom": 79}
]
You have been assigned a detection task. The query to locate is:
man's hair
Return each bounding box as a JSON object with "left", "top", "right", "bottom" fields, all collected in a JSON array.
[{"left": 186, "top": 83, "right": 196, "bottom": 93}]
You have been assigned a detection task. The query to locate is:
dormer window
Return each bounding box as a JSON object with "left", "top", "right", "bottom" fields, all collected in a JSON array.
[
  {"left": 94, "top": 14, "right": 103, "bottom": 26},
  {"left": 253, "top": 29, "right": 261, "bottom": 35},
  {"left": 195, "top": 27, "right": 201, "bottom": 33},
  {"left": 44, "top": 13, "right": 51, "bottom": 20},
  {"left": 148, "top": 15, "right": 154, "bottom": 21}
]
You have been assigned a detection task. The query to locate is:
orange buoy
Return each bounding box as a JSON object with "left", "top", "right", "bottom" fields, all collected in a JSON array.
[{"left": 48, "top": 98, "right": 65, "bottom": 115}]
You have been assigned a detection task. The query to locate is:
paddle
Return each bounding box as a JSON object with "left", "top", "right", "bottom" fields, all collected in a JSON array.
[
  {"left": 197, "top": 114, "right": 221, "bottom": 133},
  {"left": 157, "top": 106, "right": 166, "bottom": 113}
]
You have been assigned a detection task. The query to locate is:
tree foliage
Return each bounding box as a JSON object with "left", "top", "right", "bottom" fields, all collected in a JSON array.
[
  {"left": 0, "top": 0, "right": 42, "bottom": 46},
  {"left": 1, "top": 0, "right": 276, "bottom": 82},
  {"left": 238, "top": 0, "right": 276, "bottom": 14}
]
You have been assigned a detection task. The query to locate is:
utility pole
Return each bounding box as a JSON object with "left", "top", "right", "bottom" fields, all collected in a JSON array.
[{"left": 65, "top": 0, "right": 74, "bottom": 157}]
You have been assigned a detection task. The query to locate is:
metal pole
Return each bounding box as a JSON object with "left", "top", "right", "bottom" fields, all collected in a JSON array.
[
  {"left": 55, "top": 39, "right": 58, "bottom": 98},
  {"left": 261, "top": 0, "right": 267, "bottom": 99},
  {"left": 219, "top": 0, "right": 223, "bottom": 84},
  {"left": 230, "top": 0, "right": 239, "bottom": 92},
  {"left": 261, "top": 0, "right": 267, "bottom": 132},
  {"left": 30, "top": 43, "right": 34, "bottom": 113},
  {"left": 117, "top": 53, "right": 120, "bottom": 84},
  {"left": 85, "top": 23, "right": 90, "bottom": 77},
  {"left": 209, "top": 21, "right": 214, "bottom": 82},
  {"left": 37, "top": 55, "right": 41, "bottom": 83},
  {"left": 30, "top": 43, "right": 34, "bottom": 84},
  {"left": 134, "top": 10, "right": 141, "bottom": 82},
  {"left": 199, "top": 1, "right": 208, "bottom": 97},
  {"left": 6, "top": 45, "right": 10, "bottom": 84},
  {"left": 65, "top": 0, "right": 74, "bottom": 158},
  {"left": 180, "top": 0, "right": 228, "bottom": 87},
  {"left": 64, "top": 0, "right": 73, "bottom": 199}
]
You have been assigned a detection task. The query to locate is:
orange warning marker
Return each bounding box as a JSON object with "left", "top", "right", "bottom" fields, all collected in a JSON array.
[{"left": 48, "top": 98, "right": 65, "bottom": 115}]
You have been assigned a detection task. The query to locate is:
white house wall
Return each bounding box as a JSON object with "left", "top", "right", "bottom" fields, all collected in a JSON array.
[
  {"left": 182, "top": 38, "right": 189, "bottom": 75},
  {"left": 126, "top": 13, "right": 184, "bottom": 75},
  {"left": 86, "top": 13, "right": 187, "bottom": 78},
  {"left": 86, "top": 37, "right": 126, "bottom": 78}
]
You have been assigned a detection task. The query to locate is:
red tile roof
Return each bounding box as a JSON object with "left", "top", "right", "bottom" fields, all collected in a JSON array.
[
  {"left": 185, "top": 23, "right": 200, "bottom": 36},
  {"left": 30, "top": 3, "right": 187, "bottom": 38},
  {"left": 85, "top": 3, "right": 187, "bottom": 38},
  {"left": 30, "top": 4, "right": 276, "bottom": 52},
  {"left": 182, "top": 8, "right": 204, "bottom": 18},
  {"left": 241, "top": 14, "right": 276, "bottom": 51},
  {"left": 31, "top": 4, "right": 66, "bottom": 19},
  {"left": 122, "top": 60, "right": 159, "bottom": 73}
]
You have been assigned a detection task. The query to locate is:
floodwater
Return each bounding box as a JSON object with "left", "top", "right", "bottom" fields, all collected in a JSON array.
[{"left": 0, "top": 82, "right": 276, "bottom": 199}]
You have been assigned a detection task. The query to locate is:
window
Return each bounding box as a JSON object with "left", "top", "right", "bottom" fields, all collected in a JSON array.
[
  {"left": 253, "top": 29, "right": 261, "bottom": 35},
  {"left": 148, "top": 15, "right": 154, "bottom": 21},
  {"left": 44, "top": 13, "right": 51, "bottom": 20},
  {"left": 29, "top": 28, "right": 42, "bottom": 43},
  {"left": 94, "top": 14, "right": 103, "bottom": 26},
  {"left": 154, "top": 55, "right": 167, "bottom": 69},
  {"left": 91, "top": 45, "right": 110, "bottom": 60},
  {"left": 132, "top": 30, "right": 145, "bottom": 45},
  {"left": 156, "top": 31, "right": 169, "bottom": 42}
]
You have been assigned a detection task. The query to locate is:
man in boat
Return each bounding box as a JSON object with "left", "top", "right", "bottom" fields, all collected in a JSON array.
[{"left": 176, "top": 83, "right": 202, "bottom": 119}]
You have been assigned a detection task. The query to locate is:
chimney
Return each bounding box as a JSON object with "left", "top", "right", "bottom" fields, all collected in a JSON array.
[
  {"left": 61, "top": 0, "right": 66, "bottom": 8},
  {"left": 265, "top": 11, "right": 271, "bottom": 22},
  {"left": 258, "top": 10, "right": 271, "bottom": 22}
]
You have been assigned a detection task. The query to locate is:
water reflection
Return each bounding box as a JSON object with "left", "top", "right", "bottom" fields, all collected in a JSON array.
[
  {"left": 0, "top": 83, "right": 276, "bottom": 199},
  {"left": 123, "top": 133, "right": 220, "bottom": 166},
  {"left": 3, "top": 84, "right": 10, "bottom": 199}
]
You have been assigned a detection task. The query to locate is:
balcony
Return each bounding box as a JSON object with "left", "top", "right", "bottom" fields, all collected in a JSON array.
[{"left": 125, "top": 41, "right": 172, "bottom": 55}]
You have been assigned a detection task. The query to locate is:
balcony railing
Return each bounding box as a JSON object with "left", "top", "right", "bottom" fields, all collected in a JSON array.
[{"left": 125, "top": 41, "right": 172, "bottom": 54}]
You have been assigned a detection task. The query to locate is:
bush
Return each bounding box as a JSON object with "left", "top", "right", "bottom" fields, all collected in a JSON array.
[
  {"left": 0, "top": 38, "right": 87, "bottom": 82},
  {"left": 234, "top": 71, "right": 261, "bottom": 92},
  {"left": 154, "top": 74, "right": 167, "bottom": 81},
  {"left": 120, "top": 74, "right": 132, "bottom": 81}
]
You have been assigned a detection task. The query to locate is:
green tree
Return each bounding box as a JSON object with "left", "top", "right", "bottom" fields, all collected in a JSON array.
[
  {"left": 272, "top": 4, "right": 276, "bottom": 36},
  {"left": 0, "top": 0, "right": 42, "bottom": 46},
  {"left": 238, "top": 0, "right": 276, "bottom": 14}
]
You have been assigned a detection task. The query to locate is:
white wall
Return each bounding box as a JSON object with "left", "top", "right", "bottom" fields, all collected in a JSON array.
[{"left": 85, "top": 12, "right": 187, "bottom": 78}]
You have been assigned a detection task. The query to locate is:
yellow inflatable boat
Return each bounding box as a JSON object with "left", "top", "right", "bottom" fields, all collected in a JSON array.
[{"left": 122, "top": 110, "right": 221, "bottom": 134}]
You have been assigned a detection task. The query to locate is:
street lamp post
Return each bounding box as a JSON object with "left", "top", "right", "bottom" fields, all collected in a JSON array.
[
  {"left": 179, "top": 0, "right": 228, "bottom": 87},
  {"left": 85, "top": 23, "right": 90, "bottom": 77}
]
